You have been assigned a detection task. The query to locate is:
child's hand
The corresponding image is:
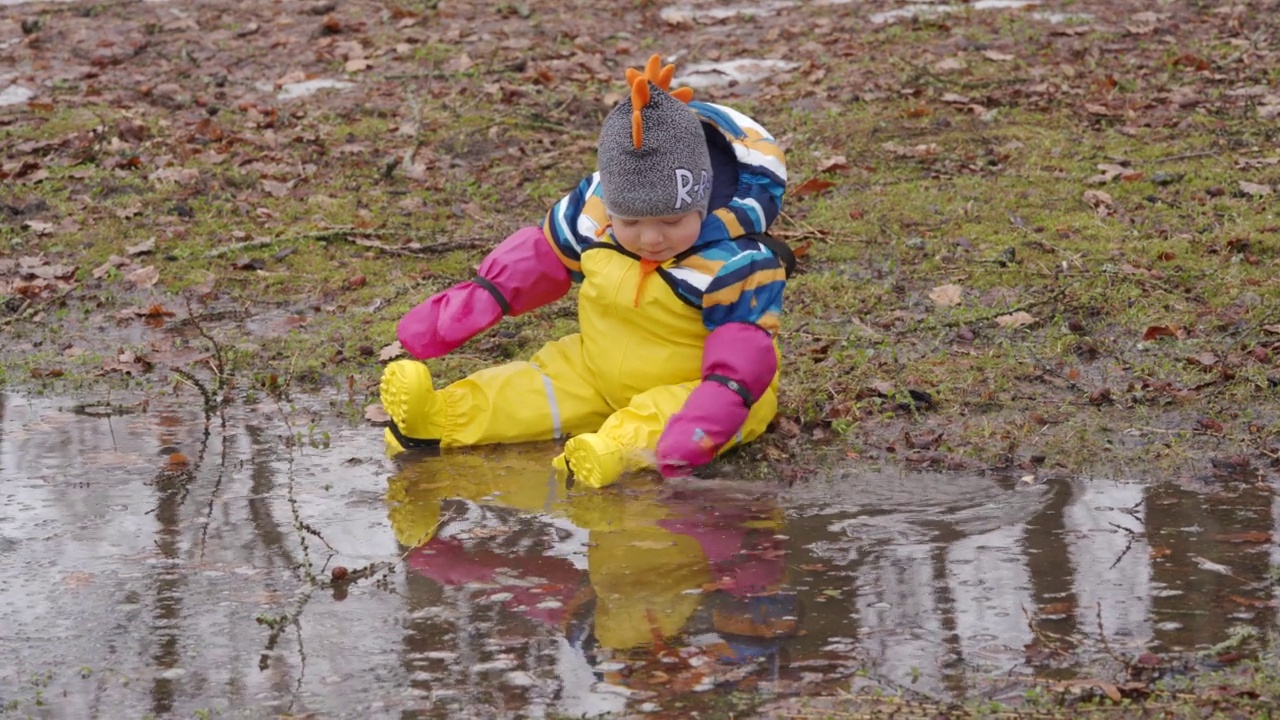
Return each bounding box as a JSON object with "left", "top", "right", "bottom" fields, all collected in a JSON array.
[{"left": 656, "top": 382, "right": 750, "bottom": 477}]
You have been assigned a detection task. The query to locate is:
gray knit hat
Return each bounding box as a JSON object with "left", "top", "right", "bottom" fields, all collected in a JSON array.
[{"left": 597, "top": 56, "right": 712, "bottom": 219}]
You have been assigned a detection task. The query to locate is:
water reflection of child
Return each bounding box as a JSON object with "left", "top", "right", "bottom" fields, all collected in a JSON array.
[
  {"left": 385, "top": 452, "right": 796, "bottom": 658},
  {"left": 379, "top": 54, "right": 789, "bottom": 489}
]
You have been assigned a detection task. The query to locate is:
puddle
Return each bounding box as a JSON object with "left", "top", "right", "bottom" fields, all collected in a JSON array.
[
  {"left": 2, "top": 391, "right": 1278, "bottom": 717},
  {"left": 676, "top": 59, "right": 802, "bottom": 89},
  {"left": 0, "top": 84, "right": 35, "bottom": 107}
]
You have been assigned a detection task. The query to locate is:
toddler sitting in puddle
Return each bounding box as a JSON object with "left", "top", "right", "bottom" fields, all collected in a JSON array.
[{"left": 380, "top": 55, "right": 791, "bottom": 488}]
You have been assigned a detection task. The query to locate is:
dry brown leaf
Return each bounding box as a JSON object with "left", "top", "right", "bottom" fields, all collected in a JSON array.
[
  {"left": 995, "top": 311, "right": 1036, "bottom": 329},
  {"left": 344, "top": 57, "right": 373, "bottom": 73},
  {"left": 1214, "top": 531, "right": 1272, "bottom": 544},
  {"left": 983, "top": 50, "right": 1016, "bottom": 61},
  {"left": 126, "top": 238, "right": 155, "bottom": 256},
  {"left": 1239, "top": 181, "right": 1272, "bottom": 196},
  {"left": 817, "top": 155, "right": 850, "bottom": 173},
  {"left": 1236, "top": 157, "right": 1280, "bottom": 169},
  {"left": 1083, "top": 189, "right": 1114, "bottom": 216},
  {"left": 364, "top": 403, "right": 390, "bottom": 423},
  {"left": 928, "top": 283, "right": 964, "bottom": 307},
  {"left": 1087, "top": 163, "right": 1140, "bottom": 185},
  {"left": 378, "top": 341, "right": 405, "bottom": 362},
  {"left": 1142, "top": 325, "right": 1183, "bottom": 341},
  {"left": 791, "top": 177, "right": 836, "bottom": 197},
  {"left": 882, "top": 142, "right": 939, "bottom": 158},
  {"left": 276, "top": 71, "right": 310, "bottom": 87},
  {"left": 149, "top": 167, "right": 200, "bottom": 185},
  {"left": 261, "top": 180, "right": 293, "bottom": 198},
  {"left": 126, "top": 265, "right": 160, "bottom": 289}
]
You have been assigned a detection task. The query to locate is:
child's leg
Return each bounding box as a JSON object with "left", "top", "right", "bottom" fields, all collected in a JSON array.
[
  {"left": 381, "top": 334, "right": 613, "bottom": 452},
  {"left": 556, "top": 381, "right": 778, "bottom": 488}
]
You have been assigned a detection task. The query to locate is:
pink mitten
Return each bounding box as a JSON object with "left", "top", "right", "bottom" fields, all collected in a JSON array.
[
  {"left": 656, "top": 322, "right": 777, "bottom": 477},
  {"left": 397, "top": 226, "right": 572, "bottom": 359}
]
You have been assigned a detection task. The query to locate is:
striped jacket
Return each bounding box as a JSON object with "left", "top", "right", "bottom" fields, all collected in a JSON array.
[{"left": 543, "top": 101, "right": 788, "bottom": 334}]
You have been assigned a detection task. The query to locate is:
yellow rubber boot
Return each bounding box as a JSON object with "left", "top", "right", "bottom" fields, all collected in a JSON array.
[
  {"left": 379, "top": 360, "right": 447, "bottom": 454},
  {"left": 552, "top": 433, "right": 627, "bottom": 489}
]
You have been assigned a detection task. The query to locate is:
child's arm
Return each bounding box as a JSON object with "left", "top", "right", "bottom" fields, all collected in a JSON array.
[
  {"left": 396, "top": 225, "right": 572, "bottom": 359},
  {"left": 397, "top": 174, "right": 595, "bottom": 359},
  {"left": 655, "top": 245, "right": 786, "bottom": 477}
]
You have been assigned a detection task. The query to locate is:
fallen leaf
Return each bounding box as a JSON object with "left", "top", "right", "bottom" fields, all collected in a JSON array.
[
  {"left": 883, "top": 142, "right": 939, "bottom": 158},
  {"left": 928, "top": 283, "right": 964, "bottom": 307},
  {"left": 102, "top": 351, "right": 152, "bottom": 375},
  {"left": 1082, "top": 189, "right": 1115, "bottom": 216},
  {"left": 1186, "top": 352, "right": 1219, "bottom": 368},
  {"left": 1236, "top": 157, "right": 1280, "bottom": 170},
  {"left": 995, "top": 311, "right": 1036, "bottom": 329},
  {"left": 1227, "top": 595, "right": 1278, "bottom": 608},
  {"left": 791, "top": 178, "right": 836, "bottom": 197},
  {"left": 22, "top": 220, "right": 55, "bottom": 235},
  {"left": 1190, "top": 555, "right": 1233, "bottom": 576},
  {"left": 1214, "top": 531, "right": 1272, "bottom": 544},
  {"left": 364, "top": 403, "right": 390, "bottom": 423},
  {"left": 126, "top": 238, "right": 156, "bottom": 256},
  {"left": 933, "top": 57, "right": 967, "bottom": 72},
  {"left": 148, "top": 167, "right": 200, "bottom": 185},
  {"left": 344, "top": 57, "right": 373, "bottom": 73},
  {"left": 378, "top": 341, "right": 405, "bottom": 362},
  {"left": 1239, "top": 181, "right": 1273, "bottom": 196},
  {"left": 93, "top": 255, "right": 132, "bottom": 279},
  {"left": 983, "top": 50, "right": 1016, "bottom": 61},
  {"left": 126, "top": 265, "right": 160, "bottom": 289},
  {"left": 1087, "top": 163, "right": 1140, "bottom": 185},
  {"left": 817, "top": 155, "right": 850, "bottom": 173},
  {"left": 261, "top": 180, "right": 293, "bottom": 198},
  {"left": 1142, "top": 325, "right": 1182, "bottom": 341}
]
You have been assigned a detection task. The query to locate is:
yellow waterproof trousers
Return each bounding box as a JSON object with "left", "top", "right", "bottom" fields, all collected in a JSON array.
[
  {"left": 385, "top": 245, "right": 780, "bottom": 474},
  {"left": 430, "top": 332, "right": 778, "bottom": 470}
]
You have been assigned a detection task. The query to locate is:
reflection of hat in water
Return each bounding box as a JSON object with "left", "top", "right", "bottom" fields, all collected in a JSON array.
[
  {"left": 710, "top": 591, "right": 801, "bottom": 640},
  {"left": 597, "top": 54, "right": 712, "bottom": 220}
]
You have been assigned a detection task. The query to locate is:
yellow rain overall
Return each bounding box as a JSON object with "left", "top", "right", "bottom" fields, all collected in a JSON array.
[{"left": 412, "top": 243, "right": 779, "bottom": 467}]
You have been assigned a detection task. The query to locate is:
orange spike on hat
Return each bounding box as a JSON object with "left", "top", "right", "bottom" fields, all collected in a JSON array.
[{"left": 626, "top": 54, "right": 694, "bottom": 150}]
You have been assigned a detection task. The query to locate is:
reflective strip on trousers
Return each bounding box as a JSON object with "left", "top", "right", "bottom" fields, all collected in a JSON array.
[{"left": 530, "top": 363, "right": 563, "bottom": 440}]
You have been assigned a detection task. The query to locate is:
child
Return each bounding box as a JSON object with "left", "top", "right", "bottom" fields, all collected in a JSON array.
[{"left": 380, "top": 54, "right": 789, "bottom": 488}]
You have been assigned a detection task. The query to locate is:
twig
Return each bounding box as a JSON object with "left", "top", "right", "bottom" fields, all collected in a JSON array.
[
  {"left": 1093, "top": 602, "right": 1126, "bottom": 667},
  {"left": 1152, "top": 150, "right": 1217, "bottom": 164},
  {"left": 205, "top": 237, "right": 277, "bottom": 258}
]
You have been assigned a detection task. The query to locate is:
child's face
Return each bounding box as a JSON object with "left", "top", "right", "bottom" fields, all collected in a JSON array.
[{"left": 610, "top": 211, "right": 702, "bottom": 262}]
